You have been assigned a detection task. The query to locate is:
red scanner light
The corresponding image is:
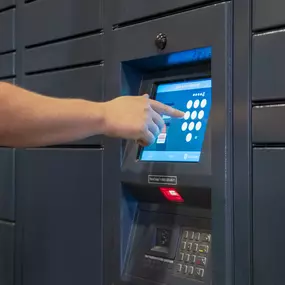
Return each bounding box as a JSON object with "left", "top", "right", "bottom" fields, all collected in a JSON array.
[{"left": 159, "top": 187, "right": 184, "bottom": 203}]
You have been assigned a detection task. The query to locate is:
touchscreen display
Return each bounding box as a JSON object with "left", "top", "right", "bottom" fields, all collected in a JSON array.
[{"left": 139, "top": 78, "right": 212, "bottom": 162}]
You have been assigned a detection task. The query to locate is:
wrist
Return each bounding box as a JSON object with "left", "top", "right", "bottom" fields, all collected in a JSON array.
[
  {"left": 73, "top": 99, "right": 107, "bottom": 136},
  {"left": 97, "top": 101, "right": 112, "bottom": 136},
  {"left": 90, "top": 101, "right": 109, "bottom": 136}
]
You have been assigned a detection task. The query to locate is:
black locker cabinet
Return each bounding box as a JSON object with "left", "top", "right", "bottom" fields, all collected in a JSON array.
[
  {"left": 0, "top": 6, "right": 15, "bottom": 81},
  {"left": 0, "top": 149, "right": 15, "bottom": 221},
  {"left": 252, "top": 15, "right": 285, "bottom": 285},
  {"left": 15, "top": 149, "right": 103, "bottom": 285},
  {"left": 253, "top": 149, "right": 285, "bottom": 285},
  {"left": 23, "top": 0, "right": 102, "bottom": 47},
  {"left": 22, "top": 3, "right": 104, "bottom": 146},
  {"left": 0, "top": 149, "right": 15, "bottom": 285},
  {"left": 0, "top": 222, "right": 14, "bottom": 285}
]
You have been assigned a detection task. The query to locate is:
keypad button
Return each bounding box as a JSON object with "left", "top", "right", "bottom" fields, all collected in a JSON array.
[
  {"left": 198, "top": 245, "right": 209, "bottom": 254},
  {"left": 177, "top": 264, "right": 182, "bottom": 272},
  {"left": 183, "top": 230, "right": 189, "bottom": 239},
  {"left": 195, "top": 267, "right": 205, "bottom": 278},
  {"left": 189, "top": 255, "right": 196, "bottom": 264},
  {"left": 196, "top": 256, "right": 207, "bottom": 266},
  {"left": 187, "top": 242, "right": 192, "bottom": 251},
  {"left": 181, "top": 241, "right": 187, "bottom": 250},
  {"left": 193, "top": 243, "right": 199, "bottom": 252},
  {"left": 185, "top": 254, "right": 190, "bottom": 263},
  {"left": 202, "top": 233, "right": 211, "bottom": 242},
  {"left": 183, "top": 265, "right": 188, "bottom": 274},
  {"left": 189, "top": 231, "right": 195, "bottom": 240},
  {"left": 179, "top": 252, "right": 184, "bottom": 261},
  {"left": 194, "top": 232, "right": 201, "bottom": 241},
  {"left": 188, "top": 266, "right": 194, "bottom": 275}
]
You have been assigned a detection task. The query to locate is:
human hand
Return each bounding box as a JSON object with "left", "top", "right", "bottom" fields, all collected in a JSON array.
[{"left": 102, "top": 94, "right": 184, "bottom": 146}]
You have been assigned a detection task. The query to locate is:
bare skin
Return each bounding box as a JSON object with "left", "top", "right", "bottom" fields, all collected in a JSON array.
[{"left": 0, "top": 82, "right": 184, "bottom": 147}]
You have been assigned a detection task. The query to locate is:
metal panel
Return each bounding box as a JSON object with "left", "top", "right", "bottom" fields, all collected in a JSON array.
[
  {"left": 0, "top": 222, "right": 14, "bottom": 285},
  {"left": 2, "top": 78, "right": 15, "bottom": 84},
  {"left": 233, "top": 0, "right": 253, "bottom": 284},
  {"left": 252, "top": 31, "right": 285, "bottom": 101},
  {"left": 103, "top": 3, "right": 233, "bottom": 285},
  {"left": 0, "top": 9, "right": 15, "bottom": 53},
  {"left": 16, "top": 149, "right": 103, "bottom": 285},
  {"left": 24, "top": 0, "right": 102, "bottom": 46},
  {"left": 24, "top": 34, "right": 103, "bottom": 73},
  {"left": 253, "top": 0, "right": 285, "bottom": 31},
  {"left": 0, "top": 149, "right": 14, "bottom": 222},
  {"left": 23, "top": 65, "right": 103, "bottom": 101},
  {"left": 23, "top": 66, "right": 103, "bottom": 145},
  {"left": 253, "top": 148, "right": 285, "bottom": 285},
  {"left": 110, "top": 0, "right": 210, "bottom": 24},
  {"left": 252, "top": 105, "right": 285, "bottom": 143},
  {"left": 0, "top": 0, "right": 15, "bottom": 10},
  {"left": 110, "top": 7, "right": 225, "bottom": 62},
  {"left": 0, "top": 53, "right": 15, "bottom": 78}
]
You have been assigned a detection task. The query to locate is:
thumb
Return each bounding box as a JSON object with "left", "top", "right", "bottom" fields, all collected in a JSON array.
[{"left": 142, "top": 94, "right": 149, "bottom": 99}]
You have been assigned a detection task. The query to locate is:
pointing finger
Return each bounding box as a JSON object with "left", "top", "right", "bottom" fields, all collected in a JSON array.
[{"left": 150, "top": 100, "right": 184, "bottom": 118}]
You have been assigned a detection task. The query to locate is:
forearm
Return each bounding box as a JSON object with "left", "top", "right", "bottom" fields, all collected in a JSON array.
[{"left": 0, "top": 82, "right": 105, "bottom": 147}]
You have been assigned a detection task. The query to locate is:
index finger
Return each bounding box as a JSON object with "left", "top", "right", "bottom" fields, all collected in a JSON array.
[{"left": 150, "top": 100, "right": 184, "bottom": 118}]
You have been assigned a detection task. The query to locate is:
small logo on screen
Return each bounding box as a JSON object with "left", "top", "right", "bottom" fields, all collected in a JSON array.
[{"left": 148, "top": 175, "right": 177, "bottom": 185}]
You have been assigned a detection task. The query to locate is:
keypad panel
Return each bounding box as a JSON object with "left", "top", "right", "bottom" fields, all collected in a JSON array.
[{"left": 174, "top": 228, "right": 211, "bottom": 282}]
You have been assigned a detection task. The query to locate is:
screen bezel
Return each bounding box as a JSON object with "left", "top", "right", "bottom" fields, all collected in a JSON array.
[
  {"left": 121, "top": 65, "right": 212, "bottom": 188},
  {"left": 137, "top": 75, "right": 212, "bottom": 163}
]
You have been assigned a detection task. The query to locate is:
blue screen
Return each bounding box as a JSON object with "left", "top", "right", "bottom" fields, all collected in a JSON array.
[{"left": 139, "top": 78, "right": 212, "bottom": 162}]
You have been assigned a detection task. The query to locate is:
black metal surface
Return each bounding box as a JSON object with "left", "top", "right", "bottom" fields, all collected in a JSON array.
[
  {"left": 23, "top": 0, "right": 102, "bottom": 46},
  {"left": 0, "top": 0, "right": 15, "bottom": 10},
  {"left": 109, "top": 0, "right": 212, "bottom": 25},
  {"left": 15, "top": 149, "right": 103, "bottom": 285},
  {"left": 23, "top": 65, "right": 104, "bottom": 145},
  {"left": 0, "top": 149, "right": 14, "bottom": 222},
  {"left": 24, "top": 34, "right": 103, "bottom": 73},
  {"left": 253, "top": 148, "right": 285, "bottom": 285},
  {"left": 252, "top": 105, "right": 285, "bottom": 143},
  {"left": 0, "top": 222, "right": 14, "bottom": 285},
  {"left": 23, "top": 65, "right": 103, "bottom": 101},
  {"left": 0, "top": 53, "right": 15, "bottom": 78},
  {"left": 253, "top": 0, "right": 285, "bottom": 31},
  {"left": 252, "top": 30, "right": 285, "bottom": 102},
  {"left": 0, "top": 9, "right": 15, "bottom": 53},
  {"left": 233, "top": 0, "right": 252, "bottom": 284}
]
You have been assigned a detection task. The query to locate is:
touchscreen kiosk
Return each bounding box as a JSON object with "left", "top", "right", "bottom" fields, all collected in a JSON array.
[
  {"left": 121, "top": 74, "right": 212, "bottom": 285},
  {"left": 140, "top": 78, "right": 212, "bottom": 163}
]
